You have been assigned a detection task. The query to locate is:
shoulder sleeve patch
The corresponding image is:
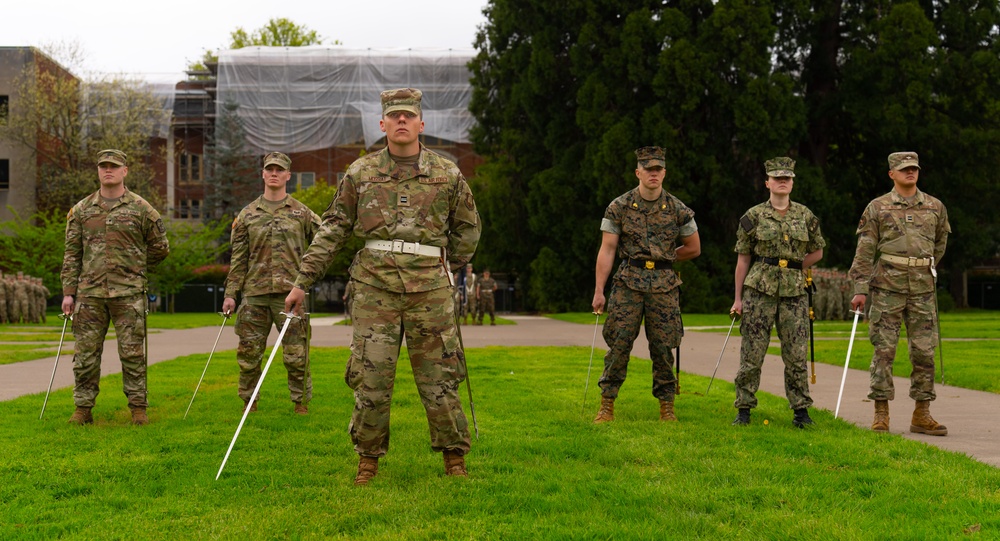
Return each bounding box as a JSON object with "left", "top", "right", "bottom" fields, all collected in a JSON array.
[{"left": 740, "top": 215, "right": 754, "bottom": 232}]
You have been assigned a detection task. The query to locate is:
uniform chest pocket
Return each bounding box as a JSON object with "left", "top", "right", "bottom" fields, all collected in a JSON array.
[
  {"left": 357, "top": 179, "right": 392, "bottom": 232},
  {"left": 108, "top": 211, "right": 141, "bottom": 231},
  {"left": 756, "top": 222, "right": 780, "bottom": 241}
]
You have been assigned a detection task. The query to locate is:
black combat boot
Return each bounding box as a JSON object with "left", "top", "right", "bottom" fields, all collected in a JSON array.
[
  {"left": 732, "top": 408, "right": 751, "bottom": 426},
  {"left": 792, "top": 408, "right": 814, "bottom": 428}
]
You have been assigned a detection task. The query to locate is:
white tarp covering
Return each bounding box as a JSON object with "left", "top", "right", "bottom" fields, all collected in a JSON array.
[{"left": 215, "top": 47, "right": 476, "bottom": 152}]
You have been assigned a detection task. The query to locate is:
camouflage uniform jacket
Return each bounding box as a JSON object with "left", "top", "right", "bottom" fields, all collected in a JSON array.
[
  {"left": 62, "top": 188, "right": 169, "bottom": 298},
  {"left": 601, "top": 188, "right": 696, "bottom": 293},
  {"left": 848, "top": 188, "right": 949, "bottom": 296},
  {"left": 294, "top": 144, "right": 481, "bottom": 293},
  {"left": 735, "top": 200, "right": 825, "bottom": 298},
  {"left": 225, "top": 195, "right": 321, "bottom": 298}
]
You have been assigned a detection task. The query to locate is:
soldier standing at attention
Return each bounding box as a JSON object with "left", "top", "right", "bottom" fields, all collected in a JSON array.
[
  {"left": 463, "top": 263, "right": 477, "bottom": 325},
  {"left": 476, "top": 269, "right": 498, "bottom": 325},
  {"left": 591, "top": 146, "right": 700, "bottom": 424},
  {"left": 61, "top": 149, "right": 169, "bottom": 425},
  {"left": 223, "top": 152, "right": 321, "bottom": 415},
  {"left": 285, "top": 88, "right": 481, "bottom": 485},
  {"left": 730, "top": 157, "right": 825, "bottom": 428},
  {"left": 849, "top": 152, "right": 950, "bottom": 436}
]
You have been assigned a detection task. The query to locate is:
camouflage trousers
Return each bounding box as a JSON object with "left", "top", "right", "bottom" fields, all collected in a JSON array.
[
  {"left": 235, "top": 294, "right": 311, "bottom": 404},
  {"left": 599, "top": 282, "right": 681, "bottom": 401},
  {"left": 867, "top": 287, "right": 937, "bottom": 402},
  {"left": 345, "top": 282, "right": 470, "bottom": 458},
  {"left": 71, "top": 294, "right": 147, "bottom": 408},
  {"left": 477, "top": 293, "right": 495, "bottom": 324},
  {"left": 464, "top": 295, "right": 477, "bottom": 322},
  {"left": 734, "top": 287, "right": 813, "bottom": 410}
]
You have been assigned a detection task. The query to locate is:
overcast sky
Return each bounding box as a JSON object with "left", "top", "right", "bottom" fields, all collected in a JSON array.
[{"left": 4, "top": 0, "right": 490, "bottom": 82}]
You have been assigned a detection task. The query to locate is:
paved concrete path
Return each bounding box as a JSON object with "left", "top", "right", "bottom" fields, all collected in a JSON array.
[{"left": 3, "top": 315, "right": 996, "bottom": 467}]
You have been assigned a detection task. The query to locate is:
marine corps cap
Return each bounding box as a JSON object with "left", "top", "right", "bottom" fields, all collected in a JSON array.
[
  {"left": 96, "top": 149, "right": 127, "bottom": 166},
  {"left": 381, "top": 88, "right": 422, "bottom": 116},
  {"left": 888, "top": 151, "right": 920, "bottom": 170},
  {"left": 635, "top": 146, "right": 666, "bottom": 169},
  {"left": 263, "top": 151, "right": 291, "bottom": 170},
  {"left": 765, "top": 157, "right": 796, "bottom": 178}
]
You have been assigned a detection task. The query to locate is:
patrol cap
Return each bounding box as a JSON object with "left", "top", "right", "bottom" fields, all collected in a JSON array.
[
  {"left": 888, "top": 151, "right": 920, "bottom": 170},
  {"left": 765, "top": 156, "right": 796, "bottom": 178},
  {"left": 262, "top": 151, "right": 291, "bottom": 170},
  {"left": 381, "top": 88, "right": 422, "bottom": 116},
  {"left": 96, "top": 149, "right": 127, "bottom": 166},
  {"left": 635, "top": 146, "right": 666, "bottom": 169}
]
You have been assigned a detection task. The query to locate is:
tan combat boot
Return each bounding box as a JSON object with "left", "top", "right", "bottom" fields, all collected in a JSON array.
[
  {"left": 130, "top": 407, "right": 149, "bottom": 426},
  {"left": 910, "top": 400, "right": 948, "bottom": 436},
  {"left": 294, "top": 402, "right": 308, "bottom": 415},
  {"left": 659, "top": 399, "right": 678, "bottom": 422},
  {"left": 871, "top": 400, "right": 889, "bottom": 432},
  {"left": 354, "top": 456, "right": 379, "bottom": 486},
  {"left": 244, "top": 399, "right": 258, "bottom": 413},
  {"left": 443, "top": 450, "right": 468, "bottom": 477},
  {"left": 593, "top": 397, "right": 615, "bottom": 424},
  {"left": 68, "top": 407, "right": 93, "bottom": 425}
]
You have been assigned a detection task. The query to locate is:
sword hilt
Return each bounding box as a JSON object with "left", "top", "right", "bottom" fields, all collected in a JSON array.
[
  {"left": 218, "top": 311, "right": 232, "bottom": 319},
  {"left": 58, "top": 313, "right": 73, "bottom": 321}
]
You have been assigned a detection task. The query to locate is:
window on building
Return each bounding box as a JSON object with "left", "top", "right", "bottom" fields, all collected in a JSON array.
[
  {"left": 179, "top": 198, "right": 203, "bottom": 219},
  {"left": 179, "top": 152, "right": 203, "bottom": 183},
  {"left": 288, "top": 172, "right": 316, "bottom": 193},
  {"left": 0, "top": 159, "right": 9, "bottom": 190}
]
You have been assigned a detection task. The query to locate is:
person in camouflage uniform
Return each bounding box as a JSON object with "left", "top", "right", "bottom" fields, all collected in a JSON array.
[
  {"left": 476, "top": 269, "right": 498, "bottom": 325},
  {"left": 285, "top": 88, "right": 481, "bottom": 485},
  {"left": 849, "top": 151, "right": 950, "bottom": 436},
  {"left": 38, "top": 277, "right": 50, "bottom": 323},
  {"left": 61, "top": 149, "right": 170, "bottom": 426},
  {"left": 223, "top": 151, "right": 321, "bottom": 415},
  {"left": 730, "top": 157, "right": 825, "bottom": 428},
  {"left": 12, "top": 272, "right": 30, "bottom": 324},
  {"left": 463, "top": 263, "right": 477, "bottom": 325},
  {"left": 591, "top": 146, "right": 701, "bottom": 424}
]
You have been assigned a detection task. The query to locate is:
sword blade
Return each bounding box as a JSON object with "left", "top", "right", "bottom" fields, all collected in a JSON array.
[
  {"left": 40, "top": 315, "right": 71, "bottom": 420},
  {"left": 581, "top": 313, "right": 601, "bottom": 415},
  {"left": 217, "top": 313, "right": 297, "bottom": 480},
  {"left": 706, "top": 315, "right": 738, "bottom": 395},
  {"left": 184, "top": 313, "right": 230, "bottom": 419},
  {"left": 835, "top": 310, "right": 862, "bottom": 419}
]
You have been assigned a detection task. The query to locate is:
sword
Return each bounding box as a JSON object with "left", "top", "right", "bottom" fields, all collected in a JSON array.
[
  {"left": 930, "top": 257, "right": 945, "bottom": 384},
  {"left": 444, "top": 251, "right": 479, "bottom": 439},
  {"left": 217, "top": 312, "right": 300, "bottom": 480},
  {"left": 706, "top": 312, "right": 739, "bottom": 395},
  {"left": 581, "top": 312, "right": 601, "bottom": 415},
  {"left": 184, "top": 312, "right": 231, "bottom": 419},
  {"left": 40, "top": 313, "right": 72, "bottom": 419},
  {"left": 835, "top": 309, "right": 863, "bottom": 419}
]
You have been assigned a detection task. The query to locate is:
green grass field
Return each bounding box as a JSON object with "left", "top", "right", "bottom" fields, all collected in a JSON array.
[{"left": 1, "top": 345, "right": 997, "bottom": 539}]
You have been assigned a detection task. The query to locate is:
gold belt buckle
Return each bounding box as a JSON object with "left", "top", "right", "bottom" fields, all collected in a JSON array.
[
  {"left": 645, "top": 261, "right": 655, "bottom": 270},
  {"left": 778, "top": 259, "right": 788, "bottom": 268}
]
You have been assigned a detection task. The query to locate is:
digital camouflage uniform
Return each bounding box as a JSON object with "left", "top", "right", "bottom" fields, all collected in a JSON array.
[
  {"left": 62, "top": 188, "right": 169, "bottom": 409},
  {"left": 38, "top": 279, "right": 50, "bottom": 323},
  {"left": 476, "top": 275, "right": 497, "bottom": 325},
  {"left": 293, "top": 142, "right": 480, "bottom": 458},
  {"left": 733, "top": 199, "right": 825, "bottom": 410},
  {"left": 225, "top": 194, "right": 321, "bottom": 405},
  {"left": 598, "top": 187, "right": 697, "bottom": 402},
  {"left": 849, "top": 184, "right": 950, "bottom": 402},
  {"left": 13, "top": 275, "right": 29, "bottom": 324}
]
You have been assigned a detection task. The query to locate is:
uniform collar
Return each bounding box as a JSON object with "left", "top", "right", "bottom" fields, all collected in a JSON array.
[
  {"left": 889, "top": 188, "right": 925, "bottom": 206},
  {"left": 376, "top": 143, "right": 430, "bottom": 177}
]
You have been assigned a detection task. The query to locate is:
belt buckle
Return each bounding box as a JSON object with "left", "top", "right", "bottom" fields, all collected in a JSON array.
[
  {"left": 778, "top": 259, "right": 788, "bottom": 268},
  {"left": 391, "top": 240, "right": 404, "bottom": 253},
  {"left": 645, "top": 261, "right": 655, "bottom": 270}
]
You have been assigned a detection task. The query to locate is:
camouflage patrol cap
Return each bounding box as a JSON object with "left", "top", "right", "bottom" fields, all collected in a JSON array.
[
  {"left": 381, "top": 88, "right": 422, "bottom": 116},
  {"left": 635, "top": 146, "right": 666, "bottom": 168},
  {"left": 96, "top": 149, "right": 127, "bottom": 166},
  {"left": 765, "top": 157, "right": 796, "bottom": 178},
  {"left": 262, "top": 151, "right": 291, "bottom": 170},
  {"left": 888, "top": 151, "right": 920, "bottom": 170}
]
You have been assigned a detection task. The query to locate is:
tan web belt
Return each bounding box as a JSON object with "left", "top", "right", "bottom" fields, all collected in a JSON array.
[
  {"left": 365, "top": 239, "right": 443, "bottom": 257},
  {"left": 880, "top": 254, "right": 931, "bottom": 267}
]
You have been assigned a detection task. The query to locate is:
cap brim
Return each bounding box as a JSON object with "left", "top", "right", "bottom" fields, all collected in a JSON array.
[
  {"left": 383, "top": 105, "right": 420, "bottom": 116},
  {"left": 892, "top": 161, "right": 920, "bottom": 170},
  {"left": 768, "top": 170, "right": 795, "bottom": 178},
  {"left": 263, "top": 160, "right": 289, "bottom": 169},
  {"left": 97, "top": 159, "right": 125, "bottom": 166},
  {"left": 639, "top": 159, "right": 665, "bottom": 168}
]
